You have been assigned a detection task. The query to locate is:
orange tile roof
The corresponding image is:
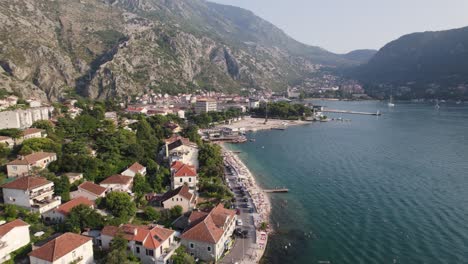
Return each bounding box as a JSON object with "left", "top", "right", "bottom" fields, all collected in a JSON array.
[
  {"left": 101, "top": 224, "right": 174, "bottom": 249},
  {"left": 7, "top": 152, "right": 56, "bottom": 166},
  {"left": 158, "top": 185, "right": 194, "bottom": 202},
  {"left": 0, "top": 136, "right": 12, "bottom": 141},
  {"left": 100, "top": 175, "right": 133, "bottom": 185},
  {"left": 1, "top": 176, "right": 50, "bottom": 190},
  {"left": 28, "top": 233, "right": 92, "bottom": 262},
  {"left": 174, "top": 164, "right": 197, "bottom": 177},
  {"left": 181, "top": 204, "right": 235, "bottom": 244},
  {"left": 78, "top": 181, "right": 107, "bottom": 196},
  {"left": 56, "top": 197, "right": 94, "bottom": 216},
  {"left": 22, "top": 128, "right": 44, "bottom": 137},
  {"left": 127, "top": 162, "right": 145, "bottom": 173},
  {"left": 0, "top": 219, "right": 29, "bottom": 237}
]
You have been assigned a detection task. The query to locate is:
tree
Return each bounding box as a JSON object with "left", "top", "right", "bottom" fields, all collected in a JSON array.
[
  {"left": 182, "top": 125, "right": 202, "bottom": 145},
  {"left": 64, "top": 204, "right": 104, "bottom": 233},
  {"left": 19, "top": 138, "right": 62, "bottom": 156},
  {"left": 171, "top": 246, "right": 195, "bottom": 264},
  {"left": 32, "top": 120, "right": 54, "bottom": 134},
  {"left": 132, "top": 174, "right": 152, "bottom": 195},
  {"left": 4, "top": 204, "right": 18, "bottom": 220},
  {"left": 105, "top": 192, "right": 136, "bottom": 221},
  {"left": 0, "top": 128, "right": 22, "bottom": 139},
  {"left": 170, "top": 205, "right": 183, "bottom": 219},
  {"left": 53, "top": 176, "right": 71, "bottom": 201},
  {"left": 144, "top": 206, "right": 160, "bottom": 222}
]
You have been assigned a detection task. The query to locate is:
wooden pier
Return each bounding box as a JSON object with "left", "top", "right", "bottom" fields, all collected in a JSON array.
[
  {"left": 264, "top": 188, "right": 289, "bottom": 193},
  {"left": 323, "top": 109, "right": 381, "bottom": 116}
]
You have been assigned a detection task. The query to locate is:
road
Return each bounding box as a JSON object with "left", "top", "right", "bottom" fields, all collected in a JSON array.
[{"left": 221, "top": 165, "right": 258, "bottom": 264}]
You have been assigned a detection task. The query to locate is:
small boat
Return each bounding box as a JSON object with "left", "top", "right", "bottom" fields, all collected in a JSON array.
[
  {"left": 249, "top": 139, "right": 256, "bottom": 142},
  {"left": 388, "top": 95, "right": 395, "bottom": 107},
  {"left": 456, "top": 100, "right": 462, "bottom": 105}
]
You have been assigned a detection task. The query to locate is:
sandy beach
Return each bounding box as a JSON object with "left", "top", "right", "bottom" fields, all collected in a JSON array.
[
  {"left": 221, "top": 116, "right": 309, "bottom": 132},
  {"left": 221, "top": 143, "right": 272, "bottom": 263}
]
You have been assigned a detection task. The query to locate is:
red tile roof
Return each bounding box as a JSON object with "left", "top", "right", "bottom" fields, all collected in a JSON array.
[
  {"left": 101, "top": 224, "right": 174, "bottom": 249},
  {"left": 181, "top": 204, "right": 236, "bottom": 244},
  {"left": 174, "top": 164, "right": 197, "bottom": 177},
  {"left": 28, "top": 233, "right": 92, "bottom": 262},
  {"left": 0, "top": 219, "right": 29, "bottom": 238},
  {"left": 157, "top": 185, "right": 194, "bottom": 202},
  {"left": 164, "top": 135, "right": 193, "bottom": 145},
  {"left": 22, "top": 128, "right": 44, "bottom": 137},
  {"left": 0, "top": 136, "right": 12, "bottom": 141},
  {"left": 56, "top": 197, "right": 94, "bottom": 216},
  {"left": 1, "top": 176, "right": 50, "bottom": 190},
  {"left": 7, "top": 152, "right": 56, "bottom": 166},
  {"left": 78, "top": 181, "right": 107, "bottom": 196},
  {"left": 127, "top": 162, "right": 145, "bottom": 173},
  {"left": 100, "top": 175, "right": 133, "bottom": 185}
]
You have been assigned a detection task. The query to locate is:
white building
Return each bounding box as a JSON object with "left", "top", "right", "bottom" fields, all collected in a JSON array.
[
  {"left": 161, "top": 135, "right": 199, "bottom": 169},
  {"left": 15, "top": 128, "right": 46, "bottom": 144},
  {"left": 0, "top": 219, "right": 30, "bottom": 263},
  {"left": 0, "top": 106, "right": 53, "bottom": 130},
  {"left": 181, "top": 204, "right": 237, "bottom": 262},
  {"left": 195, "top": 98, "right": 217, "bottom": 114},
  {"left": 6, "top": 152, "right": 57, "bottom": 178},
  {"left": 1, "top": 176, "right": 61, "bottom": 214},
  {"left": 70, "top": 181, "right": 107, "bottom": 201},
  {"left": 99, "top": 175, "right": 133, "bottom": 193},
  {"left": 248, "top": 98, "right": 260, "bottom": 109},
  {"left": 43, "top": 197, "right": 94, "bottom": 223},
  {"left": 0, "top": 136, "right": 14, "bottom": 148},
  {"left": 121, "top": 162, "right": 147, "bottom": 177},
  {"left": 170, "top": 161, "right": 198, "bottom": 190},
  {"left": 63, "top": 172, "right": 84, "bottom": 184},
  {"left": 29, "top": 233, "right": 94, "bottom": 264},
  {"left": 100, "top": 224, "right": 179, "bottom": 264}
]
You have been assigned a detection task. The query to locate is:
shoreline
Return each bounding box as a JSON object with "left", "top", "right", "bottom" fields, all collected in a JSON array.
[{"left": 221, "top": 143, "right": 272, "bottom": 263}]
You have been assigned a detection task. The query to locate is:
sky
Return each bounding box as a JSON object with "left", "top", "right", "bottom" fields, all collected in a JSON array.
[{"left": 211, "top": 0, "right": 468, "bottom": 54}]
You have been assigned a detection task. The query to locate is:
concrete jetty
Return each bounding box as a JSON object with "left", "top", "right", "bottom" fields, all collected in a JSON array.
[{"left": 323, "top": 109, "right": 382, "bottom": 116}]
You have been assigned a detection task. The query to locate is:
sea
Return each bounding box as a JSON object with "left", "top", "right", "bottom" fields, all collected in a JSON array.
[{"left": 225, "top": 100, "right": 468, "bottom": 264}]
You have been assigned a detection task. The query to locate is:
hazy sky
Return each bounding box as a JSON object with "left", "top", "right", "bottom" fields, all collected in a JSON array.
[{"left": 211, "top": 0, "right": 468, "bottom": 54}]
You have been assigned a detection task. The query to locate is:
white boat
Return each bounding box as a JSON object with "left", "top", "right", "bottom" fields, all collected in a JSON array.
[{"left": 388, "top": 95, "right": 395, "bottom": 107}]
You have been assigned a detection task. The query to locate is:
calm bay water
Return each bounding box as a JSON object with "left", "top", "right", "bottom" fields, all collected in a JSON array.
[{"left": 226, "top": 101, "right": 468, "bottom": 264}]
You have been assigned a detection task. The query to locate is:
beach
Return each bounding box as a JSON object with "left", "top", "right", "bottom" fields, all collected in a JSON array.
[
  {"left": 221, "top": 143, "right": 272, "bottom": 263},
  {"left": 221, "top": 116, "right": 309, "bottom": 132}
]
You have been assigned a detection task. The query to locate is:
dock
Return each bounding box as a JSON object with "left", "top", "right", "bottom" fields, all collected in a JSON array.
[
  {"left": 323, "top": 109, "right": 381, "bottom": 116},
  {"left": 264, "top": 188, "right": 289, "bottom": 193}
]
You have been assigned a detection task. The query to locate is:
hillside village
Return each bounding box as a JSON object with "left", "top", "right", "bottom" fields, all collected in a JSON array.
[{"left": 0, "top": 90, "right": 285, "bottom": 264}]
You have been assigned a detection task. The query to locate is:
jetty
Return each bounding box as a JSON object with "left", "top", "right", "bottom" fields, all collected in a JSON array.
[
  {"left": 264, "top": 188, "right": 289, "bottom": 193},
  {"left": 323, "top": 109, "right": 381, "bottom": 116}
]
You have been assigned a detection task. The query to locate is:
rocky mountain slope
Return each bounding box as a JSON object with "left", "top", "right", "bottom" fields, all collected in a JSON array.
[
  {"left": 0, "top": 0, "right": 361, "bottom": 101},
  {"left": 352, "top": 27, "right": 468, "bottom": 99}
]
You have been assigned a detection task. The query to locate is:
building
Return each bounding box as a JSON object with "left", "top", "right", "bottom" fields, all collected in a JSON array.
[
  {"left": 0, "top": 136, "right": 14, "bottom": 148},
  {"left": 0, "top": 219, "right": 30, "bottom": 263},
  {"left": 15, "top": 128, "right": 46, "bottom": 144},
  {"left": 170, "top": 161, "right": 198, "bottom": 190},
  {"left": 0, "top": 95, "right": 18, "bottom": 110},
  {"left": 99, "top": 175, "right": 133, "bottom": 193},
  {"left": 6, "top": 152, "right": 57, "bottom": 178},
  {"left": 248, "top": 98, "right": 260, "bottom": 109},
  {"left": 195, "top": 98, "right": 217, "bottom": 114},
  {"left": 152, "top": 185, "right": 197, "bottom": 213},
  {"left": 1, "top": 176, "right": 61, "bottom": 214},
  {"left": 43, "top": 197, "right": 94, "bottom": 223},
  {"left": 100, "top": 224, "right": 179, "bottom": 264},
  {"left": 164, "top": 122, "right": 182, "bottom": 134},
  {"left": 0, "top": 106, "right": 53, "bottom": 130},
  {"left": 161, "top": 135, "right": 199, "bottom": 169},
  {"left": 70, "top": 181, "right": 107, "bottom": 201},
  {"left": 63, "top": 173, "right": 84, "bottom": 184},
  {"left": 121, "top": 162, "right": 147, "bottom": 177},
  {"left": 180, "top": 204, "right": 237, "bottom": 262},
  {"left": 29, "top": 233, "right": 94, "bottom": 264}
]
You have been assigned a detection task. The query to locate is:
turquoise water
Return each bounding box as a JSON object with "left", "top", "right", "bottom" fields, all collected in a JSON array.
[{"left": 226, "top": 101, "right": 468, "bottom": 264}]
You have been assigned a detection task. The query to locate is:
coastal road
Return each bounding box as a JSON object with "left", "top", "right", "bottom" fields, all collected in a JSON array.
[{"left": 221, "top": 166, "right": 258, "bottom": 264}]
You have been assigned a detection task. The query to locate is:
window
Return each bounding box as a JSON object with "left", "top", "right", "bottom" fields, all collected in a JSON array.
[
  {"left": 190, "top": 243, "right": 194, "bottom": 249},
  {"left": 180, "top": 178, "right": 183, "bottom": 183},
  {"left": 189, "top": 178, "right": 192, "bottom": 182},
  {"left": 136, "top": 241, "right": 142, "bottom": 245},
  {"left": 207, "top": 246, "right": 211, "bottom": 252},
  {"left": 172, "top": 198, "right": 174, "bottom": 201},
  {"left": 146, "top": 249, "right": 154, "bottom": 256},
  {"left": 136, "top": 247, "right": 140, "bottom": 254}
]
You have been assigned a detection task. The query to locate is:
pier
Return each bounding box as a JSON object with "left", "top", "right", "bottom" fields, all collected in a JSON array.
[
  {"left": 264, "top": 188, "right": 289, "bottom": 193},
  {"left": 323, "top": 109, "right": 381, "bottom": 116}
]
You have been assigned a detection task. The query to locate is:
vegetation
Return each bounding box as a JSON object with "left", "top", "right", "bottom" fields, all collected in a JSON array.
[
  {"left": 188, "top": 107, "right": 244, "bottom": 128},
  {"left": 101, "top": 192, "right": 136, "bottom": 223},
  {"left": 64, "top": 204, "right": 105, "bottom": 233},
  {"left": 251, "top": 102, "right": 312, "bottom": 120},
  {"left": 171, "top": 246, "right": 196, "bottom": 264}
]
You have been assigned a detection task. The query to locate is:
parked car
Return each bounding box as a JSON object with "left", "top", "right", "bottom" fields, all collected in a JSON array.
[
  {"left": 243, "top": 197, "right": 249, "bottom": 202},
  {"left": 236, "top": 219, "right": 243, "bottom": 226}
]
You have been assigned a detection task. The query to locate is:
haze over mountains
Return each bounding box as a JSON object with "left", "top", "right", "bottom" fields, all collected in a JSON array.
[{"left": 0, "top": 0, "right": 467, "bottom": 100}]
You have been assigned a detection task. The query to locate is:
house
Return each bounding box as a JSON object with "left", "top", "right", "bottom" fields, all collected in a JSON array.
[
  {"left": 29, "top": 233, "right": 94, "bottom": 264},
  {"left": 20, "top": 128, "right": 45, "bottom": 141},
  {"left": 152, "top": 184, "right": 197, "bottom": 213},
  {"left": 70, "top": 181, "right": 107, "bottom": 201},
  {"left": 121, "top": 162, "right": 147, "bottom": 177},
  {"left": 161, "top": 135, "right": 199, "bottom": 169},
  {"left": 0, "top": 136, "right": 14, "bottom": 148},
  {"left": 6, "top": 152, "right": 57, "bottom": 178},
  {"left": 99, "top": 224, "right": 179, "bottom": 264},
  {"left": 170, "top": 161, "right": 198, "bottom": 190},
  {"left": 99, "top": 175, "right": 133, "bottom": 193},
  {"left": 164, "top": 122, "right": 182, "bottom": 134},
  {"left": 180, "top": 204, "right": 237, "bottom": 262},
  {"left": 1, "top": 176, "right": 61, "bottom": 214},
  {"left": 63, "top": 172, "right": 84, "bottom": 184},
  {"left": 43, "top": 197, "right": 94, "bottom": 223},
  {"left": 0, "top": 219, "right": 30, "bottom": 263},
  {"left": 126, "top": 106, "right": 148, "bottom": 115},
  {"left": 195, "top": 98, "right": 217, "bottom": 114}
]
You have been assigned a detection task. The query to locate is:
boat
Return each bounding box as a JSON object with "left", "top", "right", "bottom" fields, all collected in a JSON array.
[
  {"left": 249, "top": 139, "right": 256, "bottom": 142},
  {"left": 456, "top": 100, "right": 462, "bottom": 105},
  {"left": 388, "top": 95, "right": 395, "bottom": 107}
]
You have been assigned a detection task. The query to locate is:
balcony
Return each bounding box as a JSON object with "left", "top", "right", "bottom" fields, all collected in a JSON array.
[
  {"left": 29, "top": 188, "right": 54, "bottom": 199},
  {"left": 31, "top": 196, "right": 61, "bottom": 213},
  {"left": 157, "top": 242, "right": 181, "bottom": 264}
]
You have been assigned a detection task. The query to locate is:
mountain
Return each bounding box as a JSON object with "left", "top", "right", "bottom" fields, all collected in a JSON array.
[
  {"left": 352, "top": 27, "right": 468, "bottom": 99},
  {"left": 0, "top": 0, "right": 361, "bottom": 101},
  {"left": 342, "top": 49, "right": 377, "bottom": 64}
]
